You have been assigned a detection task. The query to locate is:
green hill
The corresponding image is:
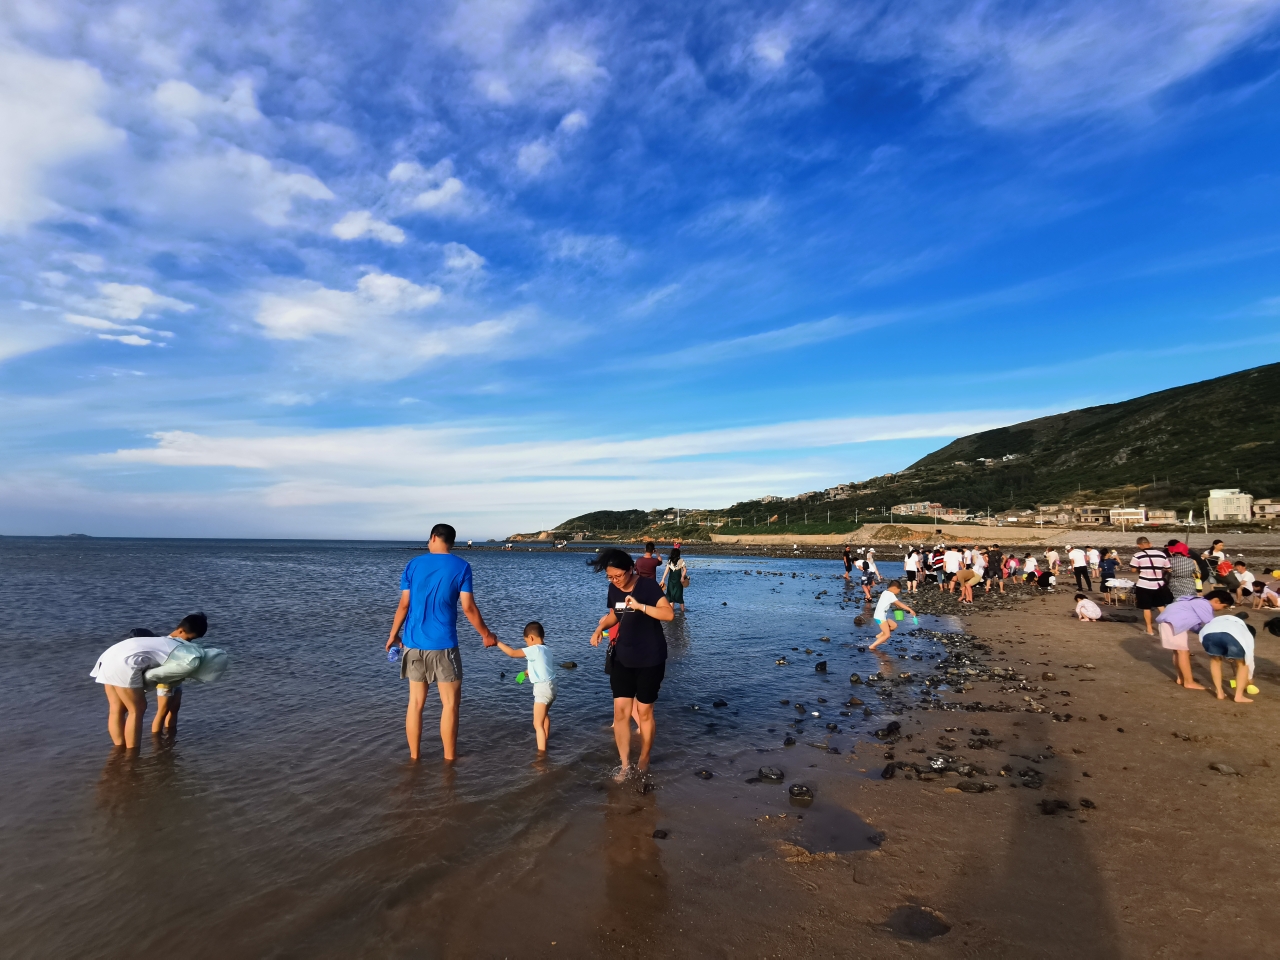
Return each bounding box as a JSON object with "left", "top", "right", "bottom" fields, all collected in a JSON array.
[{"left": 550, "top": 362, "right": 1280, "bottom": 537}]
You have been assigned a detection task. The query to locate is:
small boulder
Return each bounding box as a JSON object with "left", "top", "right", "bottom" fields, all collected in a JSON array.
[
  {"left": 1209, "top": 762, "right": 1239, "bottom": 776},
  {"left": 815, "top": 660, "right": 828, "bottom": 673},
  {"left": 694, "top": 769, "right": 713, "bottom": 780},
  {"left": 652, "top": 829, "right": 669, "bottom": 839},
  {"left": 758, "top": 766, "right": 785, "bottom": 781},
  {"left": 559, "top": 661, "right": 578, "bottom": 669}
]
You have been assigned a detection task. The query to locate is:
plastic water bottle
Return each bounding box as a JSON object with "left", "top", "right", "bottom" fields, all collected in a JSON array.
[{"left": 388, "top": 645, "right": 402, "bottom": 664}]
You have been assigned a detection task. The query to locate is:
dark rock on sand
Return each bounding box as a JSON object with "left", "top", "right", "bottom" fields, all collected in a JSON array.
[
  {"left": 759, "top": 766, "right": 785, "bottom": 781},
  {"left": 1079, "top": 798, "right": 1097, "bottom": 809},
  {"left": 958, "top": 780, "right": 998, "bottom": 793},
  {"left": 881, "top": 763, "right": 896, "bottom": 779},
  {"left": 884, "top": 904, "right": 951, "bottom": 942},
  {"left": 1209, "top": 762, "right": 1240, "bottom": 776},
  {"left": 788, "top": 783, "right": 814, "bottom": 802},
  {"left": 814, "top": 660, "right": 828, "bottom": 673},
  {"left": 783, "top": 736, "right": 796, "bottom": 746},
  {"left": 1038, "top": 798, "right": 1074, "bottom": 815},
  {"left": 652, "top": 829, "right": 669, "bottom": 839},
  {"left": 867, "top": 830, "right": 888, "bottom": 846},
  {"left": 1042, "top": 672, "right": 1057, "bottom": 681}
]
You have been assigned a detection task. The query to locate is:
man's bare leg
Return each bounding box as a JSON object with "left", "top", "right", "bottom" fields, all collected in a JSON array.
[
  {"left": 437, "top": 680, "right": 461, "bottom": 761},
  {"left": 612, "top": 697, "right": 634, "bottom": 779},
  {"left": 633, "top": 700, "right": 655, "bottom": 773},
  {"left": 405, "top": 680, "right": 429, "bottom": 760}
]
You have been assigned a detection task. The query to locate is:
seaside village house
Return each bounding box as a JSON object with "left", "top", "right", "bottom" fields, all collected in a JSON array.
[
  {"left": 1209, "top": 488, "right": 1254, "bottom": 522},
  {"left": 1255, "top": 498, "right": 1280, "bottom": 522}
]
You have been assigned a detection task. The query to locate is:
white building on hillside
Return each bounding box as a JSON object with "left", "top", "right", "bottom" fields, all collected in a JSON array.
[{"left": 1208, "top": 489, "right": 1253, "bottom": 522}]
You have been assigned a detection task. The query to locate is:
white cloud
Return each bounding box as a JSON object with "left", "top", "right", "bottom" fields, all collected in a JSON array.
[
  {"left": 390, "top": 159, "right": 474, "bottom": 217},
  {"left": 65, "top": 253, "right": 106, "bottom": 272},
  {"left": 256, "top": 272, "right": 443, "bottom": 340},
  {"left": 442, "top": 242, "right": 486, "bottom": 272},
  {"left": 752, "top": 29, "right": 791, "bottom": 67},
  {"left": 641, "top": 314, "right": 891, "bottom": 368},
  {"left": 627, "top": 283, "right": 681, "bottom": 315},
  {"left": 331, "top": 210, "right": 406, "bottom": 244},
  {"left": 557, "top": 109, "right": 589, "bottom": 133},
  {"left": 64, "top": 312, "right": 170, "bottom": 338},
  {"left": 98, "top": 333, "right": 155, "bottom": 347},
  {"left": 94, "top": 283, "right": 193, "bottom": 320},
  {"left": 545, "top": 230, "right": 628, "bottom": 266},
  {"left": 516, "top": 139, "right": 556, "bottom": 176},
  {"left": 0, "top": 45, "right": 123, "bottom": 232},
  {"left": 151, "top": 146, "right": 333, "bottom": 227},
  {"left": 152, "top": 75, "right": 263, "bottom": 129}
]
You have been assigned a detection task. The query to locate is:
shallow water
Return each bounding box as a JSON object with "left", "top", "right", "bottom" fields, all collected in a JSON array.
[{"left": 0, "top": 538, "right": 949, "bottom": 956}]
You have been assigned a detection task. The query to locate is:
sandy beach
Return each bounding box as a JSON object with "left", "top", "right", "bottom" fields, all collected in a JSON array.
[{"left": 428, "top": 585, "right": 1280, "bottom": 959}]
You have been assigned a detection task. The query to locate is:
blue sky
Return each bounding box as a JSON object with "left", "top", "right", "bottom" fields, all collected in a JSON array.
[{"left": 1, "top": 0, "right": 1279, "bottom": 539}]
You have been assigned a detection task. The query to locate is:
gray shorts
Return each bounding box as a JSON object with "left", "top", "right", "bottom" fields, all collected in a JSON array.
[
  {"left": 400, "top": 647, "right": 463, "bottom": 684},
  {"left": 533, "top": 681, "right": 557, "bottom": 706}
]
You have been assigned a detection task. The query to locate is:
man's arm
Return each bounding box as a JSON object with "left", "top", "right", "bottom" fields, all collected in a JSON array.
[
  {"left": 460, "top": 592, "right": 498, "bottom": 647},
  {"left": 386, "top": 590, "right": 411, "bottom": 651}
]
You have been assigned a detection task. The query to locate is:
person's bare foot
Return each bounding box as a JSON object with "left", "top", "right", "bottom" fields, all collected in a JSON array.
[
  {"left": 1215, "top": 691, "right": 1227, "bottom": 700},
  {"left": 613, "top": 765, "right": 632, "bottom": 783},
  {"left": 1235, "top": 694, "right": 1254, "bottom": 703},
  {"left": 1184, "top": 682, "right": 1206, "bottom": 691}
]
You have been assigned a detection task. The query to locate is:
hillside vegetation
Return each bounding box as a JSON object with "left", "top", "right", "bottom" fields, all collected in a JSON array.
[{"left": 549, "top": 362, "right": 1280, "bottom": 538}]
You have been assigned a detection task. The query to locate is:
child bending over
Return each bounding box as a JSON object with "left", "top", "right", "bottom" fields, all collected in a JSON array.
[{"left": 869, "top": 581, "right": 915, "bottom": 650}]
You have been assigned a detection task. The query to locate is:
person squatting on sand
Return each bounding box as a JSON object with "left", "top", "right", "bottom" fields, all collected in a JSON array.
[
  {"left": 1074, "top": 593, "right": 1102, "bottom": 621},
  {"left": 589, "top": 548, "right": 675, "bottom": 780},
  {"left": 387, "top": 523, "right": 498, "bottom": 762},
  {"left": 869, "top": 580, "right": 915, "bottom": 650},
  {"left": 496, "top": 622, "right": 556, "bottom": 753},
  {"left": 1199, "top": 612, "right": 1258, "bottom": 703},
  {"left": 90, "top": 613, "right": 209, "bottom": 749}
]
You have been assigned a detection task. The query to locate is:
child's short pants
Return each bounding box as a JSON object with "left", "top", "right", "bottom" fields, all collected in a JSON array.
[
  {"left": 1200, "top": 632, "right": 1247, "bottom": 659},
  {"left": 155, "top": 682, "right": 183, "bottom": 698},
  {"left": 533, "top": 681, "right": 557, "bottom": 705}
]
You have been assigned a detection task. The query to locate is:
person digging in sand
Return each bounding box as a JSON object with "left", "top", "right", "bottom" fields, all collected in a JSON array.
[
  {"left": 1198, "top": 612, "right": 1257, "bottom": 703},
  {"left": 869, "top": 580, "right": 915, "bottom": 650},
  {"left": 1155, "top": 589, "right": 1233, "bottom": 691}
]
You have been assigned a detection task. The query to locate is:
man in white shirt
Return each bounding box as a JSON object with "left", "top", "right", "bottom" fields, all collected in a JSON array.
[
  {"left": 1045, "top": 549, "right": 1061, "bottom": 575},
  {"left": 1087, "top": 547, "right": 1101, "bottom": 575},
  {"left": 1067, "top": 545, "right": 1091, "bottom": 591},
  {"left": 942, "top": 546, "right": 963, "bottom": 593}
]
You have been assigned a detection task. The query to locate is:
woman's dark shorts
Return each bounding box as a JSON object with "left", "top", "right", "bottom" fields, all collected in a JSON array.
[
  {"left": 609, "top": 661, "right": 666, "bottom": 704},
  {"left": 905, "top": 571, "right": 916, "bottom": 582},
  {"left": 1200, "top": 631, "right": 1248, "bottom": 660},
  {"left": 1136, "top": 585, "right": 1174, "bottom": 609}
]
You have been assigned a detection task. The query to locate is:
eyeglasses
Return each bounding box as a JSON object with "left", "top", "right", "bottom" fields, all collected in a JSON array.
[{"left": 606, "top": 570, "right": 630, "bottom": 583}]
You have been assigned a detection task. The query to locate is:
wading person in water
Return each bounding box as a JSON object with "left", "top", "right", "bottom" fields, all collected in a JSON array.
[
  {"left": 590, "top": 548, "right": 675, "bottom": 780},
  {"left": 386, "top": 523, "right": 497, "bottom": 761}
]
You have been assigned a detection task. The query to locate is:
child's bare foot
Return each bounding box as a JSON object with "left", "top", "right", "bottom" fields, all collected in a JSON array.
[
  {"left": 1215, "top": 691, "right": 1227, "bottom": 700},
  {"left": 1234, "top": 694, "right": 1254, "bottom": 703},
  {"left": 1184, "top": 681, "right": 1206, "bottom": 690}
]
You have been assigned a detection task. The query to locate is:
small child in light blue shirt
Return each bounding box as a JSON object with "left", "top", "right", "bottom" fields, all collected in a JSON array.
[{"left": 496, "top": 621, "right": 556, "bottom": 752}]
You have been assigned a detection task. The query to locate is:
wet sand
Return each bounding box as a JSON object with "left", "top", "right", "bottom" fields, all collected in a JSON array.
[{"left": 418, "top": 588, "right": 1280, "bottom": 959}]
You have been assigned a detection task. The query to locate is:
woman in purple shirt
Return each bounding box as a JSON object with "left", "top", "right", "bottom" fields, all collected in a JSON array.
[{"left": 1155, "top": 589, "right": 1233, "bottom": 690}]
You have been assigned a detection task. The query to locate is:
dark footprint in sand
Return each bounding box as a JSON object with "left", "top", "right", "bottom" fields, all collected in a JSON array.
[{"left": 883, "top": 904, "right": 951, "bottom": 942}]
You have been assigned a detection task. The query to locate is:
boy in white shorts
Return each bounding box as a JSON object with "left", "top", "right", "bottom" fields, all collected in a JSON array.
[
  {"left": 496, "top": 621, "right": 556, "bottom": 752},
  {"left": 869, "top": 580, "right": 915, "bottom": 650},
  {"left": 90, "top": 613, "right": 208, "bottom": 749}
]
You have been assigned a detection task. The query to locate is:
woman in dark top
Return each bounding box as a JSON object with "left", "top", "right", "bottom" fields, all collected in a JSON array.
[
  {"left": 1099, "top": 549, "right": 1120, "bottom": 596},
  {"left": 589, "top": 548, "right": 675, "bottom": 780}
]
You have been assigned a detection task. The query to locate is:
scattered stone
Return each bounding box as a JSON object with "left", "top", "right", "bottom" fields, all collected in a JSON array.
[
  {"left": 1209, "top": 762, "right": 1239, "bottom": 776},
  {"left": 846, "top": 696, "right": 864, "bottom": 706},
  {"left": 1042, "top": 672, "right": 1056, "bottom": 681},
  {"left": 758, "top": 766, "right": 785, "bottom": 781},
  {"left": 1038, "top": 798, "right": 1073, "bottom": 815},
  {"left": 867, "top": 830, "right": 887, "bottom": 846},
  {"left": 779, "top": 699, "right": 790, "bottom": 705},
  {"left": 788, "top": 783, "right": 814, "bottom": 802},
  {"left": 694, "top": 769, "right": 713, "bottom": 780},
  {"left": 652, "top": 829, "right": 669, "bottom": 839},
  {"left": 783, "top": 736, "right": 796, "bottom": 746},
  {"left": 881, "top": 763, "right": 896, "bottom": 780},
  {"left": 559, "top": 661, "right": 578, "bottom": 669},
  {"left": 1079, "top": 798, "right": 1096, "bottom": 809},
  {"left": 883, "top": 904, "right": 951, "bottom": 942},
  {"left": 776, "top": 657, "right": 789, "bottom": 665},
  {"left": 814, "top": 660, "right": 828, "bottom": 673},
  {"left": 958, "top": 780, "right": 998, "bottom": 793},
  {"left": 712, "top": 699, "right": 728, "bottom": 708},
  {"left": 849, "top": 672, "right": 862, "bottom": 684},
  {"left": 820, "top": 636, "right": 831, "bottom": 642}
]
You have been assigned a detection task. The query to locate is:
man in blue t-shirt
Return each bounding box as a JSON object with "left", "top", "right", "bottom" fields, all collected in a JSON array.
[{"left": 386, "top": 523, "right": 497, "bottom": 761}]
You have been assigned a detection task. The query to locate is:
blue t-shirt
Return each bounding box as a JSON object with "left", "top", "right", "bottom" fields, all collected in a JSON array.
[
  {"left": 399, "top": 553, "right": 474, "bottom": 650},
  {"left": 523, "top": 645, "right": 553, "bottom": 684}
]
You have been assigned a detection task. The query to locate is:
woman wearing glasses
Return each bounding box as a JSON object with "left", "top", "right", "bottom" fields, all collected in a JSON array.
[{"left": 589, "top": 548, "right": 675, "bottom": 780}]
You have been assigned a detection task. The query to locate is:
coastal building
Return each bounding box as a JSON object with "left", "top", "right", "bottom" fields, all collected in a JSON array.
[
  {"left": 1109, "top": 507, "right": 1147, "bottom": 524},
  {"left": 1147, "top": 508, "right": 1178, "bottom": 524},
  {"left": 1208, "top": 488, "right": 1253, "bottom": 522},
  {"left": 1254, "top": 499, "right": 1280, "bottom": 520},
  {"left": 1075, "top": 506, "right": 1110, "bottom": 525},
  {"left": 890, "top": 502, "right": 941, "bottom": 515}
]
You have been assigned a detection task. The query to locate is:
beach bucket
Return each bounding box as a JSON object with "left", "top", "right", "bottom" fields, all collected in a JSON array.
[{"left": 894, "top": 609, "right": 904, "bottom": 621}]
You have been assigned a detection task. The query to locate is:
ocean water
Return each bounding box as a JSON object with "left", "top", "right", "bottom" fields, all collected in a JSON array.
[{"left": 0, "top": 538, "right": 944, "bottom": 957}]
